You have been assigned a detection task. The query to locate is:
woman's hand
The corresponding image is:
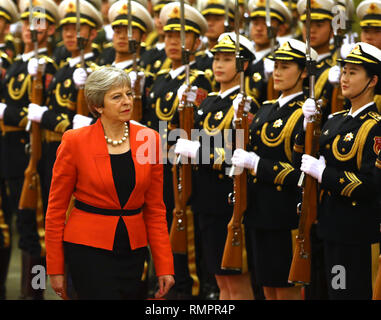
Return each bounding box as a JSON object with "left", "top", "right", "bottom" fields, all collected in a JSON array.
[
  {"left": 155, "top": 275, "right": 175, "bottom": 299},
  {"left": 49, "top": 274, "right": 68, "bottom": 299}
]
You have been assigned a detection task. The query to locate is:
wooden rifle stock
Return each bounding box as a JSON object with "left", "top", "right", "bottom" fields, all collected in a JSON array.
[
  {"left": 18, "top": 67, "right": 43, "bottom": 210},
  {"left": 373, "top": 255, "right": 381, "bottom": 300},
  {"left": 288, "top": 105, "right": 321, "bottom": 284},
  {"left": 331, "top": 85, "right": 344, "bottom": 114},
  {"left": 131, "top": 73, "right": 143, "bottom": 122},
  {"left": 76, "top": 88, "right": 88, "bottom": 116},
  {"left": 267, "top": 75, "right": 279, "bottom": 100},
  {"left": 221, "top": 98, "right": 248, "bottom": 271},
  {"left": 169, "top": 97, "right": 193, "bottom": 254}
]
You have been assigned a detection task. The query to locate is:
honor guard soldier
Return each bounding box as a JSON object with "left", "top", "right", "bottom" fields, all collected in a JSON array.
[
  {"left": 175, "top": 32, "right": 259, "bottom": 300},
  {"left": 53, "top": 0, "right": 104, "bottom": 67},
  {"left": 357, "top": 0, "right": 381, "bottom": 113},
  {"left": 97, "top": 0, "right": 147, "bottom": 66},
  {"left": 232, "top": 39, "right": 315, "bottom": 300},
  {"left": 194, "top": 0, "right": 235, "bottom": 73},
  {"left": 0, "top": 0, "right": 18, "bottom": 63},
  {"left": 247, "top": 0, "right": 292, "bottom": 104},
  {"left": 106, "top": 0, "right": 154, "bottom": 101},
  {"left": 139, "top": 0, "right": 172, "bottom": 75},
  {"left": 0, "top": 0, "right": 59, "bottom": 300},
  {"left": 297, "top": 0, "right": 336, "bottom": 123},
  {"left": 27, "top": 0, "right": 102, "bottom": 215},
  {"left": 143, "top": 1, "right": 212, "bottom": 299},
  {"left": 0, "top": 0, "right": 19, "bottom": 300},
  {"left": 295, "top": 42, "right": 381, "bottom": 299}
]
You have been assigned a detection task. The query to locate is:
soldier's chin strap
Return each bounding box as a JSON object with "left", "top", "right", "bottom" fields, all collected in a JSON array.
[{"left": 349, "top": 77, "right": 373, "bottom": 100}]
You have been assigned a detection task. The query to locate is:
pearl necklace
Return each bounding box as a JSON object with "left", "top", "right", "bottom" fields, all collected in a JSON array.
[{"left": 104, "top": 122, "right": 129, "bottom": 146}]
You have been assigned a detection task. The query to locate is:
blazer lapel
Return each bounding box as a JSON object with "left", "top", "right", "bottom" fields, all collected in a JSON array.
[
  {"left": 91, "top": 119, "right": 120, "bottom": 207},
  {"left": 123, "top": 121, "right": 146, "bottom": 210}
]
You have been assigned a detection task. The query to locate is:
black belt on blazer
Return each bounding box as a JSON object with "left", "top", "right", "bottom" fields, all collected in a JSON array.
[{"left": 74, "top": 199, "right": 142, "bottom": 216}]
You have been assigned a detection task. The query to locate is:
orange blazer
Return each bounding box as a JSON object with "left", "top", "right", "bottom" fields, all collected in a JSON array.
[{"left": 45, "top": 119, "right": 174, "bottom": 277}]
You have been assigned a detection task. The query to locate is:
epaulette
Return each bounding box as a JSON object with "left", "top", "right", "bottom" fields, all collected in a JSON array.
[
  {"left": 102, "top": 42, "right": 113, "bottom": 49},
  {"left": 87, "top": 62, "right": 99, "bottom": 71},
  {"left": 190, "top": 69, "right": 205, "bottom": 76},
  {"left": 263, "top": 99, "right": 277, "bottom": 105},
  {"left": 157, "top": 68, "right": 170, "bottom": 76},
  {"left": 208, "top": 92, "right": 218, "bottom": 96},
  {"left": 328, "top": 109, "right": 349, "bottom": 119},
  {"left": 0, "top": 51, "right": 11, "bottom": 63},
  {"left": 204, "top": 68, "right": 213, "bottom": 80},
  {"left": 195, "top": 50, "right": 206, "bottom": 57},
  {"left": 41, "top": 55, "right": 58, "bottom": 69},
  {"left": 368, "top": 111, "right": 381, "bottom": 122}
]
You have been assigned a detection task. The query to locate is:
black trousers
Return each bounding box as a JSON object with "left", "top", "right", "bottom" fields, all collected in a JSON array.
[{"left": 64, "top": 218, "right": 148, "bottom": 300}]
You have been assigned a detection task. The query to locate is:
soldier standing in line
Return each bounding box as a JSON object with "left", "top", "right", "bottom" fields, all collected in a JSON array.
[
  {"left": 76, "top": 0, "right": 155, "bottom": 129},
  {"left": 194, "top": 0, "right": 235, "bottom": 74},
  {"left": 0, "top": 0, "right": 59, "bottom": 299},
  {"left": 247, "top": 0, "right": 292, "bottom": 104},
  {"left": 139, "top": 0, "right": 172, "bottom": 75},
  {"left": 143, "top": 1, "right": 213, "bottom": 299},
  {"left": 296, "top": 42, "right": 381, "bottom": 299},
  {"left": 232, "top": 39, "right": 316, "bottom": 300},
  {"left": 0, "top": 0, "right": 19, "bottom": 300},
  {"left": 174, "top": 32, "right": 259, "bottom": 300},
  {"left": 27, "top": 0, "right": 102, "bottom": 216}
]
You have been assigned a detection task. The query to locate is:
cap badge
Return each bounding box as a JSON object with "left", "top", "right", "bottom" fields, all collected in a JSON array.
[
  {"left": 169, "top": 7, "right": 180, "bottom": 19},
  {"left": 67, "top": 2, "right": 76, "bottom": 13}
]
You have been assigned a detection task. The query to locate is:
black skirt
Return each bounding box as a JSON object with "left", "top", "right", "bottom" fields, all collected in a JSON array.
[{"left": 64, "top": 218, "right": 148, "bottom": 300}]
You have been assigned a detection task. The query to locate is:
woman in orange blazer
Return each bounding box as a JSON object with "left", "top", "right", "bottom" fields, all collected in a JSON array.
[{"left": 45, "top": 67, "right": 174, "bottom": 299}]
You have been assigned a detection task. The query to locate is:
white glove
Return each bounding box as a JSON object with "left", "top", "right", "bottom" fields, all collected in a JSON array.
[
  {"left": 328, "top": 65, "right": 341, "bottom": 85},
  {"left": 73, "top": 68, "right": 88, "bottom": 87},
  {"left": 177, "top": 84, "right": 198, "bottom": 104},
  {"left": 27, "top": 57, "right": 46, "bottom": 77},
  {"left": 73, "top": 114, "right": 93, "bottom": 129},
  {"left": 340, "top": 43, "right": 355, "bottom": 60},
  {"left": 263, "top": 58, "right": 275, "bottom": 81},
  {"left": 0, "top": 103, "right": 6, "bottom": 120},
  {"left": 174, "top": 138, "right": 200, "bottom": 160},
  {"left": 129, "top": 71, "right": 145, "bottom": 94},
  {"left": 302, "top": 98, "right": 317, "bottom": 131},
  {"left": 232, "top": 93, "right": 252, "bottom": 127},
  {"left": 231, "top": 148, "right": 260, "bottom": 173},
  {"left": 300, "top": 154, "right": 326, "bottom": 183},
  {"left": 28, "top": 103, "right": 48, "bottom": 123}
]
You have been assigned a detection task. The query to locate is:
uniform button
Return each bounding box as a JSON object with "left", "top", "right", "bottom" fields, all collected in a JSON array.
[
  {"left": 253, "top": 146, "right": 258, "bottom": 151},
  {"left": 218, "top": 174, "right": 224, "bottom": 179},
  {"left": 273, "top": 165, "right": 278, "bottom": 171},
  {"left": 341, "top": 148, "right": 345, "bottom": 152},
  {"left": 210, "top": 154, "right": 214, "bottom": 159},
  {"left": 164, "top": 108, "right": 168, "bottom": 112},
  {"left": 276, "top": 185, "right": 282, "bottom": 191},
  {"left": 352, "top": 201, "right": 357, "bottom": 206},
  {"left": 147, "top": 121, "right": 151, "bottom": 126},
  {"left": 325, "top": 144, "right": 330, "bottom": 149},
  {"left": 253, "top": 178, "right": 257, "bottom": 183},
  {"left": 151, "top": 104, "right": 155, "bottom": 109},
  {"left": 256, "top": 130, "right": 260, "bottom": 135}
]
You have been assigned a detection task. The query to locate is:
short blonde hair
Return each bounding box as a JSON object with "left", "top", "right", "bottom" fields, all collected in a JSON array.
[{"left": 85, "top": 66, "right": 131, "bottom": 117}]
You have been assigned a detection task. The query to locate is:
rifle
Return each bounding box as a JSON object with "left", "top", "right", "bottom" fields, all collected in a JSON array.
[
  {"left": 373, "top": 255, "right": 381, "bottom": 300},
  {"left": 288, "top": 0, "right": 322, "bottom": 284},
  {"left": 75, "top": 0, "right": 88, "bottom": 116},
  {"left": 19, "top": 0, "right": 44, "bottom": 211},
  {"left": 169, "top": 0, "right": 193, "bottom": 254},
  {"left": 265, "top": 0, "right": 279, "bottom": 100},
  {"left": 224, "top": 0, "right": 231, "bottom": 32},
  {"left": 128, "top": 0, "right": 143, "bottom": 122},
  {"left": 330, "top": 1, "right": 347, "bottom": 113},
  {"left": 221, "top": 0, "right": 248, "bottom": 271}
]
